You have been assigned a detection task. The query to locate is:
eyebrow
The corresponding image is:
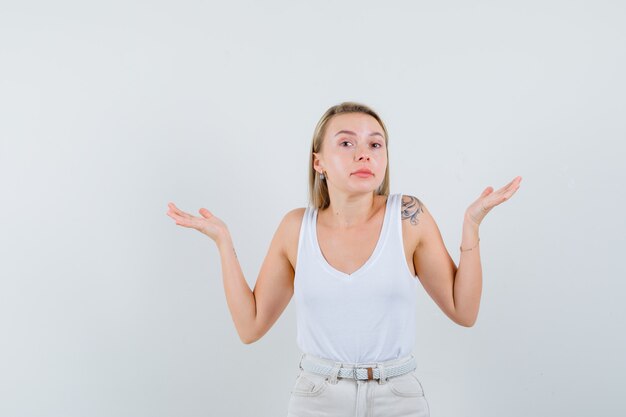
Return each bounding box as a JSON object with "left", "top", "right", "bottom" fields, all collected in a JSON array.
[{"left": 334, "top": 130, "right": 384, "bottom": 138}]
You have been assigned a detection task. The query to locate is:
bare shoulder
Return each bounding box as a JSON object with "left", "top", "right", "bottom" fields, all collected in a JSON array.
[
  {"left": 401, "top": 194, "right": 444, "bottom": 249},
  {"left": 277, "top": 207, "right": 306, "bottom": 269},
  {"left": 281, "top": 207, "right": 306, "bottom": 234},
  {"left": 400, "top": 195, "right": 425, "bottom": 224},
  {"left": 400, "top": 194, "right": 426, "bottom": 249}
]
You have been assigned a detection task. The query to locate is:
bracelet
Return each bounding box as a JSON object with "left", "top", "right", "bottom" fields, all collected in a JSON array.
[{"left": 460, "top": 238, "right": 480, "bottom": 252}]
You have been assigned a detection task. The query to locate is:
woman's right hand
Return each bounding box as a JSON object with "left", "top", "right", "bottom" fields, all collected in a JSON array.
[{"left": 166, "top": 202, "right": 229, "bottom": 244}]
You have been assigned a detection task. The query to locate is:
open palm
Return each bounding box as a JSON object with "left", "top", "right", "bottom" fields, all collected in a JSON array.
[
  {"left": 166, "top": 202, "right": 228, "bottom": 243},
  {"left": 466, "top": 176, "right": 522, "bottom": 226}
]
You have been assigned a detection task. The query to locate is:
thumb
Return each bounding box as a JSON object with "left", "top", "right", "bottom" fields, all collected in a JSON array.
[
  {"left": 481, "top": 186, "right": 494, "bottom": 198},
  {"left": 199, "top": 208, "right": 214, "bottom": 219}
]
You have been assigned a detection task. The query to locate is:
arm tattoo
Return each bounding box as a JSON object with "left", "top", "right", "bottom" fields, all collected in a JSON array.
[{"left": 401, "top": 195, "right": 424, "bottom": 226}]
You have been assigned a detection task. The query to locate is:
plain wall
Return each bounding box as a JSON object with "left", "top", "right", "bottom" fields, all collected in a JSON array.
[{"left": 1, "top": 1, "right": 624, "bottom": 416}]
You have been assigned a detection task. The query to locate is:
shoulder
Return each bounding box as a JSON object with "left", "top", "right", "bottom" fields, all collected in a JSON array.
[
  {"left": 275, "top": 208, "right": 307, "bottom": 263},
  {"left": 281, "top": 207, "right": 307, "bottom": 230},
  {"left": 399, "top": 194, "right": 429, "bottom": 249},
  {"left": 399, "top": 194, "right": 426, "bottom": 225},
  {"left": 399, "top": 194, "right": 443, "bottom": 250},
  {"left": 274, "top": 207, "right": 307, "bottom": 239}
]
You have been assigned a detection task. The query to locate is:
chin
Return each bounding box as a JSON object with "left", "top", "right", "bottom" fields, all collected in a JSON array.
[{"left": 351, "top": 185, "right": 381, "bottom": 194}]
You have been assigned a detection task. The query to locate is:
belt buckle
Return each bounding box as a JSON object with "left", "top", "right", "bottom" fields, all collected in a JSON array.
[{"left": 353, "top": 366, "right": 375, "bottom": 380}]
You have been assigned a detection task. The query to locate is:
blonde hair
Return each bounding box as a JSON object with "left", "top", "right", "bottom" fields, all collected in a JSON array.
[{"left": 308, "top": 101, "right": 390, "bottom": 209}]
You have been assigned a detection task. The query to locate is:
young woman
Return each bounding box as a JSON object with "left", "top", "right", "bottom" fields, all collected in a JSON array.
[{"left": 166, "top": 102, "right": 522, "bottom": 416}]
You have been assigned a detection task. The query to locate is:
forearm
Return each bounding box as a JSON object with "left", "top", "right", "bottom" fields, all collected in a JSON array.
[
  {"left": 216, "top": 231, "right": 257, "bottom": 343},
  {"left": 453, "top": 216, "right": 482, "bottom": 326}
]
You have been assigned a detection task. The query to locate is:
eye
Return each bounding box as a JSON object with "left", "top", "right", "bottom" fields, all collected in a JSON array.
[
  {"left": 340, "top": 141, "right": 353, "bottom": 147},
  {"left": 372, "top": 142, "right": 383, "bottom": 148}
]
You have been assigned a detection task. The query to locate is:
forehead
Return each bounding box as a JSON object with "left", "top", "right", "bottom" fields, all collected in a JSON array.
[{"left": 325, "top": 112, "right": 384, "bottom": 136}]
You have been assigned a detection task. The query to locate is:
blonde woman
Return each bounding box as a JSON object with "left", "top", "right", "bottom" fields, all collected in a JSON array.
[{"left": 166, "top": 102, "right": 522, "bottom": 416}]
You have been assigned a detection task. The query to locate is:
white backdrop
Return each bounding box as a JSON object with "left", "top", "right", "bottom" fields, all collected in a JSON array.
[{"left": 1, "top": 1, "right": 624, "bottom": 416}]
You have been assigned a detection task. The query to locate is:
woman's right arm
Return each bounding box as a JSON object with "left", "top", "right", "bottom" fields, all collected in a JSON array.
[
  {"left": 167, "top": 203, "right": 301, "bottom": 344},
  {"left": 221, "top": 208, "right": 302, "bottom": 344}
]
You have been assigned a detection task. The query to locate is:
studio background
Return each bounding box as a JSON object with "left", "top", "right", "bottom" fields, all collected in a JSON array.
[{"left": 1, "top": 1, "right": 624, "bottom": 416}]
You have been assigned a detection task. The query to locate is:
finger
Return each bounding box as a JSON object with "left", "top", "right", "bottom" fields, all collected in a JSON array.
[
  {"left": 172, "top": 215, "right": 193, "bottom": 228},
  {"left": 494, "top": 178, "right": 518, "bottom": 195},
  {"left": 480, "top": 186, "right": 493, "bottom": 198},
  {"left": 485, "top": 192, "right": 508, "bottom": 207},
  {"left": 166, "top": 211, "right": 185, "bottom": 223},
  {"left": 502, "top": 176, "right": 522, "bottom": 191},
  {"left": 504, "top": 184, "right": 521, "bottom": 199},
  {"left": 169, "top": 205, "right": 193, "bottom": 219},
  {"left": 168, "top": 202, "right": 186, "bottom": 213},
  {"left": 491, "top": 185, "right": 519, "bottom": 205},
  {"left": 497, "top": 179, "right": 516, "bottom": 193},
  {"left": 199, "top": 208, "right": 214, "bottom": 219},
  {"left": 484, "top": 179, "right": 521, "bottom": 208},
  {"left": 503, "top": 178, "right": 522, "bottom": 195},
  {"left": 167, "top": 209, "right": 196, "bottom": 224}
]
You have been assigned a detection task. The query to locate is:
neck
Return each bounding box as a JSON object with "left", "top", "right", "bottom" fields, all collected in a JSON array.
[{"left": 321, "top": 190, "right": 380, "bottom": 229}]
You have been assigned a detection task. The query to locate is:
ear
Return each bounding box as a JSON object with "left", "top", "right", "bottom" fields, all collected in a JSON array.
[{"left": 312, "top": 152, "right": 323, "bottom": 173}]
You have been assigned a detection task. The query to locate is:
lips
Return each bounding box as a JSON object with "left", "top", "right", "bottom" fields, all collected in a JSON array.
[{"left": 352, "top": 169, "right": 373, "bottom": 175}]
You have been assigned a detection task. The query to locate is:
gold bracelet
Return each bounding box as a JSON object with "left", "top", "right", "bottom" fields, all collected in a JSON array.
[{"left": 460, "top": 238, "right": 480, "bottom": 252}]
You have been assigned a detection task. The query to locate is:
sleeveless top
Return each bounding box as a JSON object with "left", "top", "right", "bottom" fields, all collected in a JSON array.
[{"left": 294, "top": 193, "right": 418, "bottom": 364}]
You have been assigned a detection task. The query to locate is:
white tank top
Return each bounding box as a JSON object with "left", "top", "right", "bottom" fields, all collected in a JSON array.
[{"left": 294, "top": 193, "right": 418, "bottom": 364}]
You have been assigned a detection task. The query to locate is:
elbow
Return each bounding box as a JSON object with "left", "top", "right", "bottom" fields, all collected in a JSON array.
[
  {"left": 452, "top": 304, "right": 479, "bottom": 327},
  {"left": 240, "top": 330, "right": 260, "bottom": 345},
  {"left": 237, "top": 319, "right": 260, "bottom": 344},
  {"left": 453, "top": 311, "right": 477, "bottom": 327},
  {"left": 240, "top": 333, "right": 256, "bottom": 344},
  {"left": 240, "top": 336, "right": 256, "bottom": 345},
  {"left": 457, "top": 316, "right": 477, "bottom": 327}
]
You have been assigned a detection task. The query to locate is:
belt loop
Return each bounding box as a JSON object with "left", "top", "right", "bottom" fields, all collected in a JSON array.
[
  {"left": 328, "top": 361, "right": 342, "bottom": 385},
  {"left": 298, "top": 353, "right": 305, "bottom": 370},
  {"left": 377, "top": 362, "right": 387, "bottom": 385}
]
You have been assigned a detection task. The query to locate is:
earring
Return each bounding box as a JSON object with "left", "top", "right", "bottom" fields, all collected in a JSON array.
[{"left": 320, "top": 172, "right": 325, "bottom": 180}]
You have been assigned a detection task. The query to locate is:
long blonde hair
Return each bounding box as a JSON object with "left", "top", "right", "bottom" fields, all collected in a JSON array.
[{"left": 308, "top": 102, "right": 390, "bottom": 209}]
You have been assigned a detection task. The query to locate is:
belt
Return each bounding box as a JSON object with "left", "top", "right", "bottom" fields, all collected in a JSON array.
[{"left": 300, "top": 355, "right": 417, "bottom": 381}]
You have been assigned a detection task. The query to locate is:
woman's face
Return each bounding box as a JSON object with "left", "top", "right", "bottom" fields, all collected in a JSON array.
[{"left": 313, "top": 112, "right": 387, "bottom": 195}]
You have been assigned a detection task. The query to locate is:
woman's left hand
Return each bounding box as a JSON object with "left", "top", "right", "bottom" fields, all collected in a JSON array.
[{"left": 465, "top": 176, "right": 522, "bottom": 226}]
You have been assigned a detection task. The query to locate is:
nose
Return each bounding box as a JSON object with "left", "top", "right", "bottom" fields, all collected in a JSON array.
[{"left": 354, "top": 145, "right": 371, "bottom": 161}]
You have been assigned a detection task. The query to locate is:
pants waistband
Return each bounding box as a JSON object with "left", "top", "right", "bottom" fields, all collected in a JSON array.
[{"left": 298, "top": 352, "right": 417, "bottom": 384}]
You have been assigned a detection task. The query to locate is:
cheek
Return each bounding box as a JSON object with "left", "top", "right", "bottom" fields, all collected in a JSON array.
[
  {"left": 375, "top": 154, "right": 388, "bottom": 168},
  {"left": 326, "top": 154, "right": 349, "bottom": 168}
]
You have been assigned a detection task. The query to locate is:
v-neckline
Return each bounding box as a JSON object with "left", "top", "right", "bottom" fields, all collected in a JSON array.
[{"left": 312, "top": 195, "right": 392, "bottom": 279}]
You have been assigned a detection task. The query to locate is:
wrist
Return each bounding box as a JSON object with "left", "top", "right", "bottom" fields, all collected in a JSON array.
[
  {"left": 463, "top": 212, "right": 481, "bottom": 230},
  {"left": 461, "top": 213, "right": 480, "bottom": 252},
  {"left": 215, "top": 228, "right": 233, "bottom": 249}
]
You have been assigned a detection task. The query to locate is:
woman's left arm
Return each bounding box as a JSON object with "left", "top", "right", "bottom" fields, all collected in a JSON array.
[
  {"left": 453, "top": 175, "right": 523, "bottom": 326},
  {"left": 412, "top": 176, "right": 522, "bottom": 327}
]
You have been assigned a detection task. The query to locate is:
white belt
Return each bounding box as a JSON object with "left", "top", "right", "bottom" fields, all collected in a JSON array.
[{"left": 300, "top": 355, "right": 417, "bottom": 381}]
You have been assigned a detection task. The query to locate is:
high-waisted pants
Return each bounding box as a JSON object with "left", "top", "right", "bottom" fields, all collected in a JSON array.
[{"left": 287, "top": 352, "right": 430, "bottom": 417}]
